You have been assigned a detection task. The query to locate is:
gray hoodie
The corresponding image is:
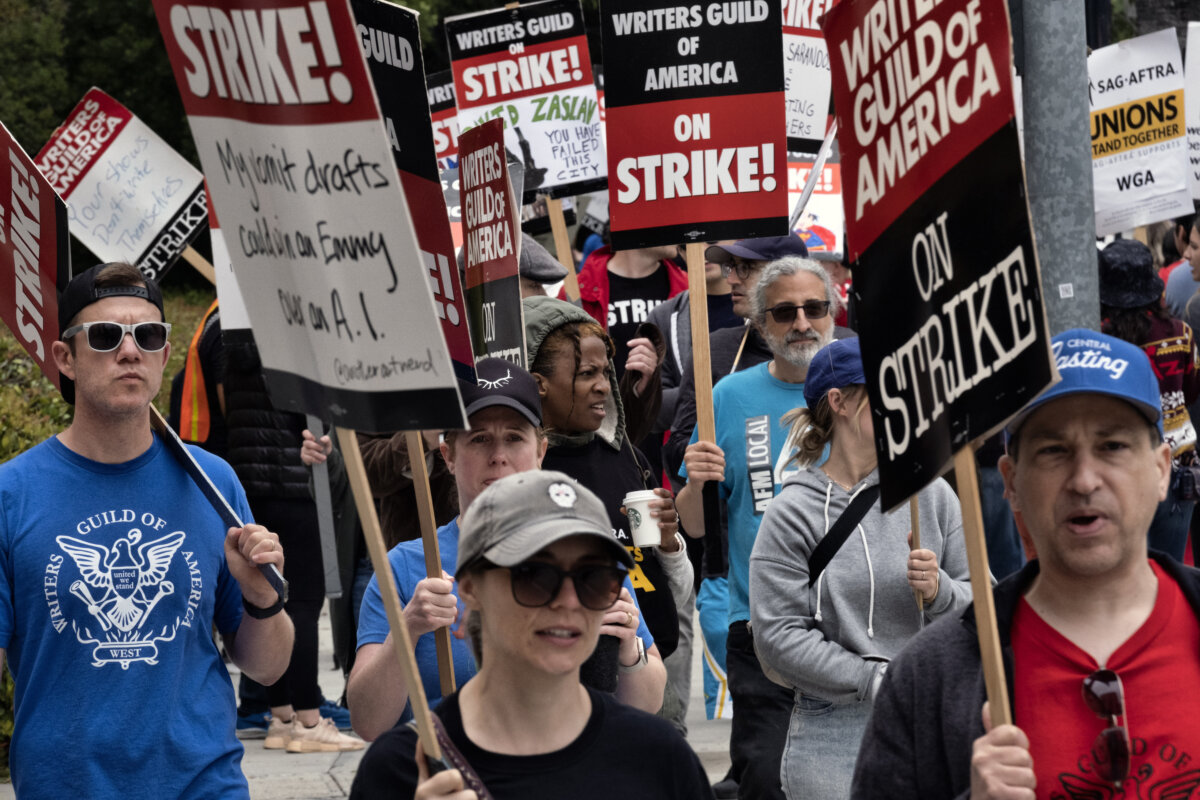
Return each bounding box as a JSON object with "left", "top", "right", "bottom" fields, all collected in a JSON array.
[{"left": 749, "top": 467, "right": 971, "bottom": 704}]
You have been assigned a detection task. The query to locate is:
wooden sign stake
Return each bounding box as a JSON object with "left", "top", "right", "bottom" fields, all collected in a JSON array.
[
  {"left": 547, "top": 197, "right": 581, "bottom": 301},
  {"left": 181, "top": 245, "right": 216, "bottom": 285},
  {"left": 686, "top": 242, "right": 715, "bottom": 442},
  {"left": 909, "top": 495, "right": 923, "bottom": 613},
  {"left": 406, "top": 430, "right": 456, "bottom": 697},
  {"left": 953, "top": 447, "right": 1012, "bottom": 727},
  {"left": 339, "top": 427, "right": 443, "bottom": 761}
]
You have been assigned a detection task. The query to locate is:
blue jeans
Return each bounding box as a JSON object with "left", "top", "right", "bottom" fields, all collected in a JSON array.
[
  {"left": 1149, "top": 495, "right": 1193, "bottom": 561},
  {"left": 781, "top": 694, "right": 874, "bottom": 800},
  {"left": 978, "top": 465, "right": 1025, "bottom": 579}
]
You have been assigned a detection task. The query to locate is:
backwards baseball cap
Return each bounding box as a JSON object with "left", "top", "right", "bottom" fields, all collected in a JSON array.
[
  {"left": 57, "top": 262, "right": 166, "bottom": 405},
  {"left": 459, "top": 357, "right": 542, "bottom": 427},
  {"left": 455, "top": 470, "right": 634, "bottom": 577},
  {"left": 705, "top": 235, "right": 808, "bottom": 264},
  {"left": 1005, "top": 328, "right": 1163, "bottom": 439},
  {"left": 803, "top": 337, "right": 865, "bottom": 408}
]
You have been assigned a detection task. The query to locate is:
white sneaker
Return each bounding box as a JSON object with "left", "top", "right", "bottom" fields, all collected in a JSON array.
[
  {"left": 285, "top": 717, "right": 365, "bottom": 753},
  {"left": 263, "top": 715, "right": 294, "bottom": 750}
]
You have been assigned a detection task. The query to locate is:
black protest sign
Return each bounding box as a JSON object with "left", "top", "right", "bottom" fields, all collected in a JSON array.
[
  {"left": 352, "top": 0, "right": 474, "bottom": 384},
  {"left": 446, "top": 0, "right": 605, "bottom": 203},
  {"left": 459, "top": 119, "right": 526, "bottom": 367},
  {"left": 0, "top": 121, "right": 68, "bottom": 389},
  {"left": 427, "top": 70, "right": 460, "bottom": 169},
  {"left": 601, "top": 0, "right": 788, "bottom": 248},
  {"left": 824, "top": 0, "right": 1053, "bottom": 510}
]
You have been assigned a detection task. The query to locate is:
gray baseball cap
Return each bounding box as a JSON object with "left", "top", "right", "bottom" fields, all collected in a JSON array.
[{"left": 455, "top": 470, "right": 633, "bottom": 577}]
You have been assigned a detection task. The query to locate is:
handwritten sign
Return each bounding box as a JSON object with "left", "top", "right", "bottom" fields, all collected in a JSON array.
[
  {"left": 825, "top": 0, "right": 1053, "bottom": 509},
  {"left": 783, "top": 0, "right": 840, "bottom": 153},
  {"left": 0, "top": 120, "right": 68, "bottom": 388},
  {"left": 446, "top": 0, "right": 606, "bottom": 203},
  {"left": 35, "top": 88, "right": 206, "bottom": 281},
  {"left": 1088, "top": 28, "right": 1192, "bottom": 235},
  {"left": 353, "top": 0, "right": 474, "bottom": 384},
  {"left": 153, "top": 0, "right": 465, "bottom": 432},
  {"left": 459, "top": 119, "right": 525, "bottom": 367},
  {"left": 601, "top": 0, "right": 788, "bottom": 248}
]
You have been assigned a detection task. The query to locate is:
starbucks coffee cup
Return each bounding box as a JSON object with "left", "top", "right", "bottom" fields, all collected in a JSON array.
[{"left": 622, "top": 490, "right": 660, "bottom": 548}]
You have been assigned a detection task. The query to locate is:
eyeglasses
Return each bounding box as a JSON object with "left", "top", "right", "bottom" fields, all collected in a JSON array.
[
  {"left": 61, "top": 321, "right": 172, "bottom": 353},
  {"left": 718, "top": 259, "right": 762, "bottom": 281},
  {"left": 1082, "top": 668, "right": 1130, "bottom": 786},
  {"left": 764, "top": 301, "right": 831, "bottom": 324},
  {"left": 493, "top": 561, "right": 627, "bottom": 611}
]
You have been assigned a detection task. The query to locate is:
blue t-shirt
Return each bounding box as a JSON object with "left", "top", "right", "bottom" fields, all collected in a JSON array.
[
  {"left": 358, "top": 518, "right": 655, "bottom": 718},
  {"left": 0, "top": 435, "right": 250, "bottom": 800},
  {"left": 686, "top": 362, "right": 808, "bottom": 626}
]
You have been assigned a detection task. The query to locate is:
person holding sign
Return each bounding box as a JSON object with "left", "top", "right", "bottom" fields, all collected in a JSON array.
[
  {"left": 852, "top": 330, "right": 1200, "bottom": 799},
  {"left": 677, "top": 255, "right": 841, "bottom": 800},
  {"left": 749, "top": 337, "right": 971, "bottom": 799},
  {"left": 346, "top": 359, "right": 666, "bottom": 741},
  {"left": 349, "top": 470, "right": 712, "bottom": 799},
  {"left": 0, "top": 263, "right": 292, "bottom": 799}
]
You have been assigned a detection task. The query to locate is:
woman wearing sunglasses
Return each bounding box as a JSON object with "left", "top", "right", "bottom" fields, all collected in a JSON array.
[
  {"left": 748, "top": 338, "right": 972, "bottom": 799},
  {"left": 350, "top": 471, "right": 713, "bottom": 799}
]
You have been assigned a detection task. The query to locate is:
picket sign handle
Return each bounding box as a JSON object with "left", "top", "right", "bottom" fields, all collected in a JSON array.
[
  {"left": 546, "top": 197, "right": 581, "bottom": 301},
  {"left": 406, "top": 430, "right": 456, "bottom": 697},
  {"left": 338, "top": 427, "right": 443, "bottom": 761},
  {"left": 182, "top": 246, "right": 216, "bottom": 286},
  {"left": 909, "top": 495, "right": 923, "bottom": 613},
  {"left": 686, "top": 243, "right": 715, "bottom": 443},
  {"left": 952, "top": 447, "right": 1012, "bottom": 727}
]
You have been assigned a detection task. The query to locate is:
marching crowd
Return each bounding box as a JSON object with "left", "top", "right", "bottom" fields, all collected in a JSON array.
[{"left": 2, "top": 207, "right": 1200, "bottom": 799}]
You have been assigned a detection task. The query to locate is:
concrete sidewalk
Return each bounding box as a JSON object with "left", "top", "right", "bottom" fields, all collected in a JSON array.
[{"left": 0, "top": 604, "right": 731, "bottom": 798}]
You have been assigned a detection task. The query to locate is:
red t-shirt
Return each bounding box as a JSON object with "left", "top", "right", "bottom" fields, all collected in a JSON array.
[{"left": 1012, "top": 561, "right": 1200, "bottom": 799}]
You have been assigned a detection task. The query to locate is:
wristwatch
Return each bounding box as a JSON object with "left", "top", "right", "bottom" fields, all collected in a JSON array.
[{"left": 619, "top": 634, "right": 648, "bottom": 673}]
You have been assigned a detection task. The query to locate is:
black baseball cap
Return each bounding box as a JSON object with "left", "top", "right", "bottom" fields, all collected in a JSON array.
[
  {"left": 57, "top": 263, "right": 165, "bottom": 405},
  {"left": 705, "top": 235, "right": 809, "bottom": 264},
  {"left": 459, "top": 357, "right": 542, "bottom": 427}
]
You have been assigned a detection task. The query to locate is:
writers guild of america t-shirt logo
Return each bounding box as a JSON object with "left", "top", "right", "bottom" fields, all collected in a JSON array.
[
  {"left": 50, "top": 525, "right": 198, "bottom": 669},
  {"left": 548, "top": 483, "right": 577, "bottom": 507}
]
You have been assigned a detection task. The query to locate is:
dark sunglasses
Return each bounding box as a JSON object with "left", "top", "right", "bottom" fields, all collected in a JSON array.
[
  {"left": 1082, "top": 668, "right": 1130, "bottom": 786},
  {"left": 764, "top": 300, "right": 831, "bottom": 324},
  {"left": 492, "top": 561, "right": 627, "bottom": 611},
  {"left": 718, "top": 259, "right": 761, "bottom": 281},
  {"left": 62, "top": 321, "right": 172, "bottom": 353}
]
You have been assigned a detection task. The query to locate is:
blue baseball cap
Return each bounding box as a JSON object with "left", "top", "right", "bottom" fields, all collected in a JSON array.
[
  {"left": 705, "top": 235, "right": 808, "bottom": 264},
  {"left": 804, "top": 338, "right": 865, "bottom": 408},
  {"left": 1005, "top": 328, "right": 1162, "bottom": 438}
]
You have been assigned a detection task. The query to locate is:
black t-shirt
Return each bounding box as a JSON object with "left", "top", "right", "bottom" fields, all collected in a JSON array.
[
  {"left": 706, "top": 292, "right": 738, "bottom": 333},
  {"left": 349, "top": 688, "right": 713, "bottom": 799},
  {"left": 542, "top": 437, "right": 680, "bottom": 658},
  {"left": 607, "top": 267, "right": 671, "bottom": 378}
]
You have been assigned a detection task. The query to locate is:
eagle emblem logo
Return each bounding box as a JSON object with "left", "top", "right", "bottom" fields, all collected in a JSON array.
[{"left": 55, "top": 528, "right": 187, "bottom": 668}]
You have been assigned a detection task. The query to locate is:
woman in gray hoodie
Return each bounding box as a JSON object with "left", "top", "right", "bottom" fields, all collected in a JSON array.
[{"left": 749, "top": 338, "right": 971, "bottom": 799}]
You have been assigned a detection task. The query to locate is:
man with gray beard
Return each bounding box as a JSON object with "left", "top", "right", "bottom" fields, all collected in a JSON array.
[{"left": 676, "top": 256, "right": 839, "bottom": 800}]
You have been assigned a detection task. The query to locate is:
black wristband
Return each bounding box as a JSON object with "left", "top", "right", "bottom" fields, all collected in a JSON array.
[{"left": 242, "top": 595, "right": 285, "bottom": 619}]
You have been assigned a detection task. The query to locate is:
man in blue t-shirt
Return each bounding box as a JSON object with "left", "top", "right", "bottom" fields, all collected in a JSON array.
[
  {"left": 343, "top": 358, "right": 666, "bottom": 741},
  {"left": 677, "top": 256, "right": 839, "bottom": 800},
  {"left": 0, "top": 263, "right": 293, "bottom": 799}
]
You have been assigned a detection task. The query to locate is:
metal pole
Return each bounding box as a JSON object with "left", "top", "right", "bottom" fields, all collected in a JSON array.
[{"left": 1020, "top": 0, "right": 1099, "bottom": 334}]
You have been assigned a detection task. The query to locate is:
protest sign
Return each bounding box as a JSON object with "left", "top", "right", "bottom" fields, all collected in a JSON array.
[
  {"left": 1184, "top": 24, "right": 1200, "bottom": 200},
  {"left": 1088, "top": 28, "right": 1191, "bottom": 236},
  {"left": 428, "top": 70, "right": 460, "bottom": 170},
  {"left": 459, "top": 119, "right": 525, "bottom": 367},
  {"left": 0, "top": 121, "right": 68, "bottom": 389},
  {"left": 783, "top": 0, "right": 840, "bottom": 153},
  {"left": 446, "top": 0, "right": 606, "bottom": 203},
  {"left": 788, "top": 153, "right": 843, "bottom": 259},
  {"left": 824, "top": 0, "right": 1053, "bottom": 511},
  {"left": 153, "top": 0, "right": 465, "bottom": 433},
  {"left": 601, "top": 0, "right": 788, "bottom": 249},
  {"left": 36, "top": 88, "right": 207, "bottom": 282},
  {"left": 353, "top": 0, "right": 474, "bottom": 384}
]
